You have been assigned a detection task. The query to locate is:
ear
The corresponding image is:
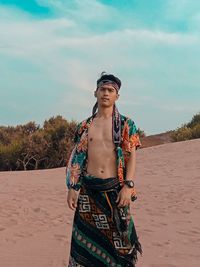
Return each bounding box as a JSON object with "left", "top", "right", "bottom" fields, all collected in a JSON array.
[
  {"left": 94, "top": 90, "right": 97, "bottom": 97},
  {"left": 116, "top": 93, "right": 120, "bottom": 101}
]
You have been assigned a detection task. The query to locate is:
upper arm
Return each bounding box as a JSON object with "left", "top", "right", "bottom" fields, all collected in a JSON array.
[
  {"left": 73, "top": 121, "right": 83, "bottom": 144},
  {"left": 127, "top": 118, "right": 142, "bottom": 150},
  {"left": 73, "top": 125, "right": 79, "bottom": 144}
]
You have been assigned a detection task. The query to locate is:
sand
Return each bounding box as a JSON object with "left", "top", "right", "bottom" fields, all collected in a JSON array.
[{"left": 0, "top": 138, "right": 200, "bottom": 267}]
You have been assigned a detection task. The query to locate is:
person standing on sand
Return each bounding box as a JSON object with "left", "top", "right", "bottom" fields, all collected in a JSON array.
[{"left": 66, "top": 72, "right": 143, "bottom": 267}]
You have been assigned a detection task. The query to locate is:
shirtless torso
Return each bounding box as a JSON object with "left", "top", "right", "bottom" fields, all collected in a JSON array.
[
  {"left": 87, "top": 116, "right": 117, "bottom": 179},
  {"left": 67, "top": 75, "right": 135, "bottom": 211}
]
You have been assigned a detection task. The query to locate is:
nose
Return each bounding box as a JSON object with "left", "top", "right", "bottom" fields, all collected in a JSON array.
[{"left": 104, "top": 89, "right": 109, "bottom": 95}]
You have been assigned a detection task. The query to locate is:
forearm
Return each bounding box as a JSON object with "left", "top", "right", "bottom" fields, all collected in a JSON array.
[{"left": 125, "top": 147, "right": 136, "bottom": 181}]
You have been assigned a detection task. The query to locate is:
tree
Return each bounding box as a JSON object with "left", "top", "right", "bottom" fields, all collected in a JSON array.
[
  {"left": 137, "top": 127, "right": 146, "bottom": 138},
  {"left": 171, "top": 111, "right": 200, "bottom": 141}
]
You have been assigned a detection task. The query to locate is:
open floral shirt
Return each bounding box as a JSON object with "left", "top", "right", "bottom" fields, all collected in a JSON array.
[{"left": 66, "top": 114, "right": 142, "bottom": 197}]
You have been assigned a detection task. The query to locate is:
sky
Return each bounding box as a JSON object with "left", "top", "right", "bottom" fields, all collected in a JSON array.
[{"left": 0, "top": 0, "right": 200, "bottom": 135}]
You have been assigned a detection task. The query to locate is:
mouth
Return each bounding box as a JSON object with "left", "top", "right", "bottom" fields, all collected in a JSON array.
[{"left": 102, "top": 98, "right": 109, "bottom": 101}]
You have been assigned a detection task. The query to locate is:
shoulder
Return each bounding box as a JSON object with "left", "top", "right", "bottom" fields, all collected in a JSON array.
[
  {"left": 76, "top": 119, "right": 86, "bottom": 132},
  {"left": 79, "top": 115, "right": 93, "bottom": 127},
  {"left": 120, "top": 114, "right": 138, "bottom": 133},
  {"left": 120, "top": 114, "right": 136, "bottom": 125},
  {"left": 75, "top": 115, "right": 93, "bottom": 135},
  {"left": 120, "top": 114, "right": 141, "bottom": 149}
]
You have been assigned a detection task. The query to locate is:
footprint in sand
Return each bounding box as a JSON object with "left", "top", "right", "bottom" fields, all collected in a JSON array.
[
  {"left": 177, "top": 230, "right": 188, "bottom": 235},
  {"left": 33, "top": 207, "right": 41, "bottom": 212},
  {"left": 189, "top": 229, "right": 200, "bottom": 234},
  {"left": 142, "top": 228, "right": 153, "bottom": 233},
  {"left": 54, "top": 234, "right": 67, "bottom": 242},
  {"left": 152, "top": 241, "right": 163, "bottom": 247},
  {"left": 150, "top": 264, "right": 177, "bottom": 267},
  {"left": 182, "top": 210, "right": 191, "bottom": 214},
  {"left": 160, "top": 222, "right": 167, "bottom": 226}
]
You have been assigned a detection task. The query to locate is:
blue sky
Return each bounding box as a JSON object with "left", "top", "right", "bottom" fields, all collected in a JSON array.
[{"left": 0, "top": 0, "right": 199, "bottom": 135}]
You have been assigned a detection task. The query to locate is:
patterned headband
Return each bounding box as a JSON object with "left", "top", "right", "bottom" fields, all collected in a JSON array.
[{"left": 97, "top": 80, "right": 120, "bottom": 92}]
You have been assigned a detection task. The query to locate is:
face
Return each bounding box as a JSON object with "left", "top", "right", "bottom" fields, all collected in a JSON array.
[{"left": 94, "top": 84, "right": 119, "bottom": 108}]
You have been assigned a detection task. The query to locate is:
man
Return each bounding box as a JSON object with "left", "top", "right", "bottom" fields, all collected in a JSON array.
[{"left": 66, "top": 72, "right": 142, "bottom": 267}]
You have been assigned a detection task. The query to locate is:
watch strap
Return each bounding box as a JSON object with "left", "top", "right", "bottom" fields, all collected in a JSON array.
[{"left": 124, "top": 180, "right": 135, "bottom": 188}]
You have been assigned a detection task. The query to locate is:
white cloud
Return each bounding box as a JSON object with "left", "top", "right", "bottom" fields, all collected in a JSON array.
[
  {"left": 163, "top": 0, "right": 200, "bottom": 32},
  {"left": 36, "top": 0, "right": 117, "bottom": 22},
  {"left": 0, "top": 4, "right": 200, "bottom": 134}
]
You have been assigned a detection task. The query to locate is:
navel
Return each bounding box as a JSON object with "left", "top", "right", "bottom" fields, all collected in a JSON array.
[{"left": 89, "top": 138, "right": 93, "bottom": 142}]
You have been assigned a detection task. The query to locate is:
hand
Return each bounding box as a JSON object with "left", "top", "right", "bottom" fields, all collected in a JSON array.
[
  {"left": 115, "top": 186, "right": 133, "bottom": 208},
  {"left": 67, "top": 189, "right": 78, "bottom": 210}
]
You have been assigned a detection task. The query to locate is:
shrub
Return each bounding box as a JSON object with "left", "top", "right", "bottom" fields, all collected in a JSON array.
[
  {"left": 0, "top": 115, "right": 77, "bottom": 171},
  {"left": 171, "top": 112, "right": 200, "bottom": 142},
  {"left": 186, "top": 112, "right": 200, "bottom": 128},
  {"left": 137, "top": 127, "right": 146, "bottom": 138},
  {"left": 191, "top": 124, "right": 200, "bottom": 139}
]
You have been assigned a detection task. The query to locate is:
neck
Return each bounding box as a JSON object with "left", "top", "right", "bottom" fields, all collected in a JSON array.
[{"left": 96, "top": 104, "right": 114, "bottom": 119}]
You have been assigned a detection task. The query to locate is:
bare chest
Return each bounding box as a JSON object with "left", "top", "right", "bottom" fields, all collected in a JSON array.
[{"left": 88, "top": 118, "right": 113, "bottom": 143}]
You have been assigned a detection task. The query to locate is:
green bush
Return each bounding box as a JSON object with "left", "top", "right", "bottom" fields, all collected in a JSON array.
[
  {"left": 0, "top": 115, "right": 77, "bottom": 171},
  {"left": 0, "top": 140, "right": 23, "bottom": 171},
  {"left": 171, "top": 112, "right": 200, "bottom": 142},
  {"left": 186, "top": 112, "right": 200, "bottom": 128},
  {"left": 137, "top": 127, "right": 146, "bottom": 138},
  {"left": 191, "top": 123, "right": 200, "bottom": 139}
]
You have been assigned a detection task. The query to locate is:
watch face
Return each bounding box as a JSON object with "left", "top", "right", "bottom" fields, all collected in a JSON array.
[
  {"left": 129, "top": 181, "right": 134, "bottom": 187},
  {"left": 125, "top": 180, "right": 134, "bottom": 188}
]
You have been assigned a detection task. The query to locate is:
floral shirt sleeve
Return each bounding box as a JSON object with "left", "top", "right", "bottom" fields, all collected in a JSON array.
[
  {"left": 126, "top": 118, "right": 142, "bottom": 201},
  {"left": 122, "top": 117, "right": 142, "bottom": 159},
  {"left": 126, "top": 118, "right": 142, "bottom": 151},
  {"left": 66, "top": 122, "right": 86, "bottom": 191},
  {"left": 120, "top": 117, "right": 142, "bottom": 201}
]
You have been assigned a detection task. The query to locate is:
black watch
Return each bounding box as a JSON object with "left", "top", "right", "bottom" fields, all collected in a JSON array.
[
  {"left": 124, "top": 180, "right": 135, "bottom": 188},
  {"left": 67, "top": 183, "right": 80, "bottom": 191}
]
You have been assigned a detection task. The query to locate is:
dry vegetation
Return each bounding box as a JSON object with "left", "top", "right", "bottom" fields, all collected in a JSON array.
[
  {"left": 0, "top": 116, "right": 77, "bottom": 171},
  {"left": 0, "top": 112, "right": 199, "bottom": 171},
  {"left": 171, "top": 112, "right": 200, "bottom": 142}
]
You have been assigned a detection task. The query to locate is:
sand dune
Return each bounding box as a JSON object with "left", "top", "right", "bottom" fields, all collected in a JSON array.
[
  {"left": 0, "top": 138, "right": 200, "bottom": 267},
  {"left": 141, "top": 131, "right": 173, "bottom": 148}
]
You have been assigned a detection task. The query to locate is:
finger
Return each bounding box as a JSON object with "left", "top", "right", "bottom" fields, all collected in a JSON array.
[
  {"left": 124, "top": 199, "right": 130, "bottom": 206},
  {"left": 72, "top": 201, "right": 77, "bottom": 209},
  {"left": 68, "top": 203, "right": 74, "bottom": 210},
  {"left": 118, "top": 200, "right": 125, "bottom": 208},
  {"left": 123, "top": 202, "right": 130, "bottom": 207},
  {"left": 115, "top": 195, "right": 120, "bottom": 203},
  {"left": 68, "top": 200, "right": 75, "bottom": 210}
]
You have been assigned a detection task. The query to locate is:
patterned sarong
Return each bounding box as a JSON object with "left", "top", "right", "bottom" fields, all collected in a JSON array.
[{"left": 68, "top": 174, "right": 142, "bottom": 267}]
